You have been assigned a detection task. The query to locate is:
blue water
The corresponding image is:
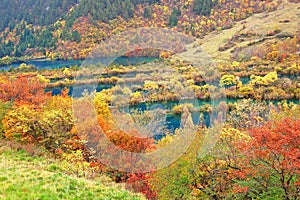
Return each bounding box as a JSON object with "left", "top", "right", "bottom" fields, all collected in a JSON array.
[
  {"left": 45, "top": 83, "right": 116, "bottom": 96},
  {"left": 47, "top": 81, "right": 145, "bottom": 96},
  {"left": 3, "top": 58, "right": 299, "bottom": 139},
  {"left": 239, "top": 74, "right": 296, "bottom": 84},
  {"left": 0, "top": 56, "right": 158, "bottom": 71},
  {"left": 49, "top": 77, "right": 300, "bottom": 138},
  {"left": 120, "top": 98, "right": 230, "bottom": 137},
  {"left": 240, "top": 76, "right": 250, "bottom": 84}
]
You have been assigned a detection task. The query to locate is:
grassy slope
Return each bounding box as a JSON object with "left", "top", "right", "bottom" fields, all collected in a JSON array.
[
  {"left": 0, "top": 148, "right": 145, "bottom": 200},
  {"left": 179, "top": 0, "right": 300, "bottom": 64}
]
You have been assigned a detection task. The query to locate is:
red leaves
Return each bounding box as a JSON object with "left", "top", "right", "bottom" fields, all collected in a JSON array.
[
  {"left": 232, "top": 185, "right": 249, "bottom": 194},
  {"left": 245, "top": 118, "right": 300, "bottom": 172},
  {"left": 127, "top": 173, "right": 157, "bottom": 200},
  {"left": 233, "top": 117, "right": 300, "bottom": 198},
  {"left": 0, "top": 75, "right": 50, "bottom": 107},
  {"left": 97, "top": 115, "right": 155, "bottom": 153}
]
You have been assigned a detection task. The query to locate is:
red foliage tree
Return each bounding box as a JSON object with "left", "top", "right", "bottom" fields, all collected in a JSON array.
[
  {"left": 127, "top": 173, "right": 157, "bottom": 200},
  {"left": 0, "top": 75, "right": 50, "bottom": 107},
  {"left": 233, "top": 118, "right": 300, "bottom": 199},
  {"left": 74, "top": 97, "right": 157, "bottom": 199},
  {"left": 97, "top": 114, "right": 157, "bottom": 199}
]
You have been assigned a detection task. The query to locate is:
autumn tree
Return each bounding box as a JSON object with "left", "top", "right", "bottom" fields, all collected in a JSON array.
[
  {"left": 189, "top": 126, "right": 250, "bottom": 199},
  {"left": 74, "top": 92, "right": 156, "bottom": 197},
  {"left": 220, "top": 74, "right": 237, "bottom": 88},
  {"left": 0, "top": 75, "right": 50, "bottom": 107},
  {"left": 232, "top": 118, "right": 300, "bottom": 199},
  {"left": 226, "top": 99, "right": 269, "bottom": 129},
  {"left": 150, "top": 130, "right": 200, "bottom": 200},
  {"left": 0, "top": 100, "right": 12, "bottom": 137},
  {"left": 39, "top": 92, "right": 75, "bottom": 151},
  {"left": 2, "top": 89, "right": 75, "bottom": 151},
  {"left": 2, "top": 105, "right": 41, "bottom": 142},
  {"left": 250, "top": 71, "right": 278, "bottom": 88}
]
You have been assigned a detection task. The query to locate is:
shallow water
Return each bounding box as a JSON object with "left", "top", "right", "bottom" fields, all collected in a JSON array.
[{"left": 0, "top": 56, "right": 158, "bottom": 71}]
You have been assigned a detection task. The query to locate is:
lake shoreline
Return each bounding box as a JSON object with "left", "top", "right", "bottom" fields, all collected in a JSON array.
[
  {"left": 0, "top": 56, "right": 159, "bottom": 71},
  {"left": 0, "top": 56, "right": 160, "bottom": 68}
]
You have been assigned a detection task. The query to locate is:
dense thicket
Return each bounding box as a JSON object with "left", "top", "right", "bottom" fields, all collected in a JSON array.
[
  {"left": 0, "top": 0, "right": 278, "bottom": 59},
  {"left": 193, "top": 0, "right": 216, "bottom": 16},
  {"left": 65, "top": 0, "right": 160, "bottom": 28},
  {"left": 0, "top": 0, "right": 160, "bottom": 31},
  {"left": 0, "top": 0, "right": 160, "bottom": 58},
  {"left": 0, "top": 0, "right": 78, "bottom": 32},
  {"left": 0, "top": 22, "right": 58, "bottom": 58}
]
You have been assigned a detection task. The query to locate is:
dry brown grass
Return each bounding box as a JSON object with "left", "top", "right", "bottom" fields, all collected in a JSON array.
[{"left": 179, "top": 0, "right": 300, "bottom": 64}]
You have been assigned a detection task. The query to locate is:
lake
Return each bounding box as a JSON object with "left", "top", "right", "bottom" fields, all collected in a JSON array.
[
  {"left": 3, "top": 58, "right": 299, "bottom": 139},
  {"left": 66, "top": 78, "right": 300, "bottom": 139},
  {"left": 0, "top": 56, "right": 158, "bottom": 71}
]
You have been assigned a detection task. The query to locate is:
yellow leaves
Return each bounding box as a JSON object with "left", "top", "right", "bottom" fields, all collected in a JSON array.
[
  {"left": 63, "top": 68, "right": 71, "bottom": 76},
  {"left": 55, "top": 20, "right": 65, "bottom": 28},
  {"left": 152, "top": 13, "right": 157, "bottom": 19},
  {"left": 36, "top": 74, "right": 50, "bottom": 84},
  {"left": 44, "top": 94, "right": 72, "bottom": 111},
  {"left": 290, "top": 63, "right": 300, "bottom": 71},
  {"left": 131, "top": 92, "right": 142, "bottom": 99},
  {"left": 1, "top": 55, "right": 11, "bottom": 60},
  {"left": 144, "top": 81, "right": 159, "bottom": 90},
  {"left": 192, "top": 85, "right": 201, "bottom": 91},
  {"left": 232, "top": 61, "right": 240, "bottom": 68},
  {"left": 94, "top": 92, "right": 112, "bottom": 118},
  {"left": 112, "top": 26, "right": 125, "bottom": 35},
  {"left": 162, "top": 6, "right": 170, "bottom": 14},
  {"left": 184, "top": 1, "right": 190, "bottom": 6},
  {"left": 200, "top": 20, "right": 206, "bottom": 26},
  {"left": 250, "top": 71, "right": 278, "bottom": 87},
  {"left": 156, "top": 134, "right": 173, "bottom": 148},
  {"left": 187, "top": 79, "right": 195, "bottom": 86},
  {"left": 130, "top": 91, "right": 143, "bottom": 104},
  {"left": 172, "top": 103, "right": 195, "bottom": 114},
  {"left": 61, "top": 149, "right": 91, "bottom": 177},
  {"left": 264, "top": 71, "right": 278, "bottom": 83},
  {"left": 3, "top": 105, "right": 38, "bottom": 140},
  {"left": 238, "top": 85, "right": 254, "bottom": 97},
  {"left": 220, "top": 75, "right": 237, "bottom": 87},
  {"left": 220, "top": 127, "right": 251, "bottom": 141}
]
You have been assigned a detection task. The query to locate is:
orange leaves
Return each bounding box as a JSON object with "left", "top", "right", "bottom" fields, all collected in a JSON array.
[
  {"left": 73, "top": 96, "right": 157, "bottom": 198},
  {"left": 1, "top": 83, "right": 76, "bottom": 151},
  {"left": 127, "top": 173, "right": 157, "bottom": 200},
  {"left": 159, "top": 51, "right": 169, "bottom": 59},
  {"left": 246, "top": 118, "right": 300, "bottom": 169},
  {"left": 0, "top": 75, "right": 50, "bottom": 107},
  {"left": 232, "top": 185, "right": 249, "bottom": 194},
  {"left": 94, "top": 91, "right": 155, "bottom": 153},
  {"left": 97, "top": 113, "right": 155, "bottom": 154},
  {"left": 232, "top": 117, "right": 300, "bottom": 198}
]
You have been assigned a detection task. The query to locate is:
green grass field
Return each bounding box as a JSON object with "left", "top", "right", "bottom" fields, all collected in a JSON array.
[{"left": 0, "top": 148, "right": 145, "bottom": 200}]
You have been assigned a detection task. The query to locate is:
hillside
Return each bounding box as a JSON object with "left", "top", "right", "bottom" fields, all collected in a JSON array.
[
  {"left": 0, "top": 0, "right": 78, "bottom": 31},
  {"left": 0, "top": 1, "right": 300, "bottom": 199},
  {"left": 179, "top": 0, "right": 300, "bottom": 64},
  {"left": 0, "top": 0, "right": 284, "bottom": 61},
  {"left": 0, "top": 143, "right": 145, "bottom": 200}
]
